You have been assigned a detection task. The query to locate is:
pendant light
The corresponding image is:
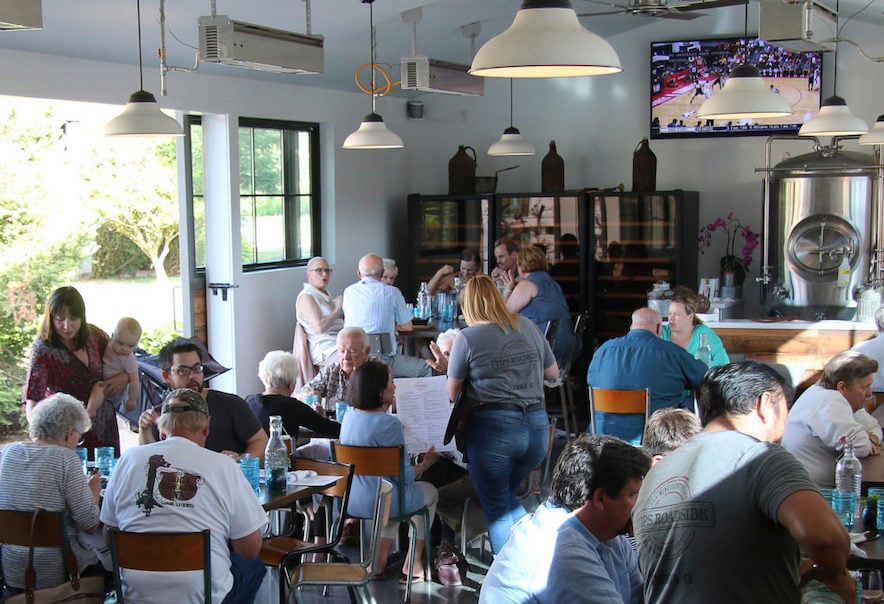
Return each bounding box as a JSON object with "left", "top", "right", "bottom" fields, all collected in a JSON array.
[
  {"left": 799, "top": 0, "right": 867, "bottom": 137},
  {"left": 697, "top": 3, "right": 790, "bottom": 120},
  {"left": 859, "top": 115, "right": 884, "bottom": 145},
  {"left": 104, "top": 0, "right": 183, "bottom": 137},
  {"left": 342, "top": 0, "right": 403, "bottom": 150},
  {"left": 488, "top": 80, "right": 535, "bottom": 156},
  {"left": 470, "top": 0, "right": 622, "bottom": 78}
]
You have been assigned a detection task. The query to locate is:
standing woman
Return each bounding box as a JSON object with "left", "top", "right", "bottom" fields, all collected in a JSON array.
[
  {"left": 296, "top": 257, "right": 344, "bottom": 367},
  {"left": 504, "top": 245, "right": 576, "bottom": 368},
  {"left": 446, "top": 274, "right": 559, "bottom": 554},
  {"left": 662, "top": 286, "right": 729, "bottom": 367},
  {"left": 23, "top": 286, "right": 122, "bottom": 455}
]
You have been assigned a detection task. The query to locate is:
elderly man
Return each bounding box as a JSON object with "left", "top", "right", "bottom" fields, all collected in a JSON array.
[
  {"left": 587, "top": 307, "right": 707, "bottom": 445},
  {"left": 783, "top": 350, "right": 882, "bottom": 486},
  {"left": 427, "top": 248, "right": 483, "bottom": 295},
  {"left": 302, "top": 327, "right": 376, "bottom": 402},
  {"left": 342, "top": 253, "right": 431, "bottom": 378},
  {"left": 480, "top": 434, "right": 650, "bottom": 603},
  {"left": 853, "top": 305, "right": 884, "bottom": 392},
  {"left": 634, "top": 361, "right": 854, "bottom": 603},
  {"left": 102, "top": 389, "right": 267, "bottom": 603},
  {"left": 137, "top": 339, "right": 267, "bottom": 459}
]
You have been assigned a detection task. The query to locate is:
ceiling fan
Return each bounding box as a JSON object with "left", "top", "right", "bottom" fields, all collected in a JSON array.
[{"left": 577, "top": 0, "right": 747, "bottom": 20}]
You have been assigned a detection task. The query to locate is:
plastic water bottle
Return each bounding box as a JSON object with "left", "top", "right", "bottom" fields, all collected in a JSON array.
[
  {"left": 264, "top": 415, "right": 289, "bottom": 492},
  {"left": 695, "top": 332, "right": 712, "bottom": 367},
  {"left": 835, "top": 435, "right": 862, "bottom": 500},
  {"left": 417, "top": 281, "right": 431, "bottom": 319}
]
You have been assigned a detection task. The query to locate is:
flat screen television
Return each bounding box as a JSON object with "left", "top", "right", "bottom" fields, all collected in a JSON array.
[{"left": 650, "top": 37, "right": 822, "bottom": 139}]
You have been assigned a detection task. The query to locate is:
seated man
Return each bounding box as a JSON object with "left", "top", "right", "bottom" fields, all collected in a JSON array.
[
  {"left": 480, "top": 434, "right": 650, "bottom": 604},
  {"left": 102, "top": 389, "right": 267, "bottom": 603},
  {"left": 301, "top": 327, "right": 376, "bottom": 403},
  {"left": 137, "top": 338, "right": 267, "bottom": 459},
  {"left": 783, "top": 350, "right": 882, "bottom": 486},
  {"left": 642, "top": 407, "right": 702, "bottom": 463},
  {"left": 587, "top": 308, "right": 707, "bottom": 445},
  {"left": 427, "top": 248, "right": 482, "bottom": 295},
  {"left": 852, "top": 305, "right": 884, "bottom": 392}
]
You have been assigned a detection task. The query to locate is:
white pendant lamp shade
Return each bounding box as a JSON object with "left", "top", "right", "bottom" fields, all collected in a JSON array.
[
  {"left": 342, "top": 112, "right": 404, "bottom": 150},
  {"left": 104, "top": 90, "right": 183, "bottom": 137},
  {"left": 696, "top": 65, "right": 791, "bottom": 120},
  {"left": 858, "top": 115, "right": 884, "bottom": 145},
  {"left": 798, "top": 95, "right": 868, "bottom": 137},
  {"left": 488, "top": 127, "right": 536, "bottom": 156},
  {"left": 470, "top": 0, "right": 622, "bottom": 78}
]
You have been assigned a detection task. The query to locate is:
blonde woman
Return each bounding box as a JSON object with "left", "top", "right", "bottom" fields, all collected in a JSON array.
[{"left": 446, "top": 274, "right": 559, "bottom": 554}]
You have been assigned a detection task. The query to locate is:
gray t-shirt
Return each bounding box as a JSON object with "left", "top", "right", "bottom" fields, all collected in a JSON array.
[
  {"left": 447, "top": 315, "right": 555, "bottom": 407},
  {"left": 633, "top": 430, "right": 817, "bottom": 603}
]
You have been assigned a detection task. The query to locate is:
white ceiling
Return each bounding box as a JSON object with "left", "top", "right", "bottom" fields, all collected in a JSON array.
[{"left": 1, "top": 0, "right": 882, "bottom": 98}]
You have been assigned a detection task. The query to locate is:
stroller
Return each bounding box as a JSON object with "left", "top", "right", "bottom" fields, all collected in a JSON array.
[{"left": 116, "top": 337, "right": 230, "bottom": 431}]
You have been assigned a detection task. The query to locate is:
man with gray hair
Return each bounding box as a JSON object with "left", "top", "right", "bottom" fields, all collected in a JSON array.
[
  {"left": 635, "top": 361, "right": 854, "bottom": 603},
  {"left": 102, "top": 389, "right": 268, "bottom": 604},
  {"left": 783, "top": 350, "right": 882, "bottom": 486},
  {"left": 853, "top": 304, "right": 884, "bottom": 391},
  {"left": 302, "top": 327, "right": 377, "bottom": 402},
  {"left": 342, "top": 253, "right": 431, "bottom": 378}
]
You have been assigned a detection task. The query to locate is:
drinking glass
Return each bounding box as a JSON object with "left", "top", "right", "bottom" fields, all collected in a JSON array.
[
  {"left": 335, "top": 401, "right": 349, "bottom": 424},
  {"left": 239, "top": 455, "right": 260, "bottom": 493},
  {"left": 75, "top": 447, "right": 88, "bottom": 475},
  {"left": 859, "top": 568, "right": 883, "bottom": 603},
  {"left": 831, "top": 492, "right": 856, "bottom": 530},
  {"left": 95, "top": 446, "right": 115, "bottom": 478}
]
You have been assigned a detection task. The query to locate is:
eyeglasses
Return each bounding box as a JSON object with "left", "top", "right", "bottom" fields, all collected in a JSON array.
[
  {"left": 339, "top": 348, "right": 365, "bottom": 357},
  {"left": 311, "top": 268, "right": 333, "bottom": 275},
  {"left": 170, "top": 364, "right": 205, "bottom": 377}
]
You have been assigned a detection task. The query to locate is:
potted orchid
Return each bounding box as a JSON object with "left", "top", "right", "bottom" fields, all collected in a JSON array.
[{"left": 698, "top": 212, "right": 761, "bottom": 286}]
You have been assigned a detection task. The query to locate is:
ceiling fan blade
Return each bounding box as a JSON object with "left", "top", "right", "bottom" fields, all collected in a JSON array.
[
  {"left": 669, "top": 0, "right": 747, "bottom": 11},
  {"left": 655, "top": 9, "right": 706, "bottom": 19},
  {"left": 578, "top": 0, "right": 634, "bottom": 10},
  {"left": 576, "top": 9, "right": 630, "bottom": 16}
]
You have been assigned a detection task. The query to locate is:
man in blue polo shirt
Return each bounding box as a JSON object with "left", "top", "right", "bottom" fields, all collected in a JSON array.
[{"left": 587, "top": 307, "right": 706, "bottom": 444}]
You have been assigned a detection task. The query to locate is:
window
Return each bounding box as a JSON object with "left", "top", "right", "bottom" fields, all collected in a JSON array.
[{"left": 186, "top": 116, "right": 320, "bottom": 271}]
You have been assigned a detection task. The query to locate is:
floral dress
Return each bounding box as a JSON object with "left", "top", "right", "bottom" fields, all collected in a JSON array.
[{"left": 23, "top": 324, "right": 120, "bottom": 455}]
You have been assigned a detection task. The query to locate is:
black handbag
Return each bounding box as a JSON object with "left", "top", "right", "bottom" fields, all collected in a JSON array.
[
  {"left": 443, "top": 382, "right": 477, "bottom": 461},
  {"left": 6, "top": 509, "right": 105, "bottom": 604}
]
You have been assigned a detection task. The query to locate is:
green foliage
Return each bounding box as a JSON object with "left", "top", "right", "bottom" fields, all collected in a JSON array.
[
  {"left": 92, "top": 222, "right": 151, "bottom": 278},
  {"left": 140, "top": 321, "right": 180, "bottom": 355}
]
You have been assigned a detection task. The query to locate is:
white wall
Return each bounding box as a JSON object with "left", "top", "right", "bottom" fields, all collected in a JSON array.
[{"left": 3, "top": 11, "right": 883, "bottom": 392}]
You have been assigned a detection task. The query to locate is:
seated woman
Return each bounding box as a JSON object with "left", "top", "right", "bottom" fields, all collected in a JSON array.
[
  {"left": 339, "top": 360, "right": 439, "bottom": 581},
  {"left": 296, "top": 257, "right": 343, "bottom": 368},
  {"left": 0, "top": 393, "right": 103, "bottom": 591},
  {"left": 381, "top": 258, "right": 399, "bottom": 286},
  {"left": 246, "top": 350, "right": 340, "bottom": 439},
  {"left": 504, "top": 245, "right": 576, "bottom": 368},
  {"left": 662, "top": 286, "right": 729, "bottom": 367}
]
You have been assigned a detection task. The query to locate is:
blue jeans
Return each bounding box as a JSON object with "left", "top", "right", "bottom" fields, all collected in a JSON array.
[
  {"left": 466, "top": 407, "right": 550, "bottom": 554},
  {"left": 221, "top": 552, "right": 265, "bottom": 604},
  {"left": 593, "top": 412, "right": 644, "bottom": 446}
]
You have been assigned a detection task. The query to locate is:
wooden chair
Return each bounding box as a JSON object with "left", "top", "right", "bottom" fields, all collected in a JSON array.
[
  {"left": 288, "top": 479, "right": 393, "bottom": 604},
  {"left": 259, "top": 458, "right": 354, "bottom": 604},
  {"left": 331, "top": 443, "right": 432, "bottom": 602},
  {"left": 0, "top": 509, "right": 72, "bottom": 590},
  {"left": 587, "top": 387, "right": 651, "bottom": 442},
  {"left": 108, "top": 529, "right": 211, "bottom": 604}
]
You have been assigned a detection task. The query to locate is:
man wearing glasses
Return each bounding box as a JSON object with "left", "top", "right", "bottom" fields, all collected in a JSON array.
[{"left": 137, "top": 339, "right": 267, "bottom": 460}]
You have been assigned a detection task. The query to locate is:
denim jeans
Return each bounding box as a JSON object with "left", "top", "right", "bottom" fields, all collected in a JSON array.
[
  {"left": 592, "top": 412, "right": 644, "bottom": 446},
  {"left": 221, "top": 552, "right": 266, "bottom": 604},
  {"left": 466, "top": 407, "right": 550, "bottom": 554}
]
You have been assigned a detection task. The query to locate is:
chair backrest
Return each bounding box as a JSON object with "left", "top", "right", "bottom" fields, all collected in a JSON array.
[
  {"left": 293, "top": 457, "right": 354, "bottom": 536},
  {"left": 366, "top": 333, "right": 395, "bottom": 357},
  {"left": 0, "top": 509, "right": 71, "bottom": 582},
  {"left": 108, "top": 528, "right": 212, "bottom": 604},
  {"left": 588, "top": 387, "right": 651, "bottom": 435},
  {"left": 330, "top": 443, "right": 407, "bottom": 519},
  {"left": 292, "top": 321, "right": 317, "bottom": 392},
  {"left": 573, "top": 311, "right": 591, "bottom": 338},
  {"left": 544, "top": 320, "right": 560, "bottom": 345}
]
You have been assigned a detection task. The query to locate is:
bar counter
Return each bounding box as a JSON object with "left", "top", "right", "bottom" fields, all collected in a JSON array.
[{"left": 703, "top": 319, "right": 878, "bottom": 391}]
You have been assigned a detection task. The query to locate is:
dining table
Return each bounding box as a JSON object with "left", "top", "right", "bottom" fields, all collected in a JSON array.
[
  {"left": 399, "top": 319, "right": 464, "bottom": 357},
  {"left": 257, "top": 477, "right": 339, "bottom": 511}
]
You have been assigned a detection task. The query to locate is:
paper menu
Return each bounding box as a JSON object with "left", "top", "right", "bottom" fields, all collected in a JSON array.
[{"left": 394, "top": 374, "right": 457, "bottom": 455}]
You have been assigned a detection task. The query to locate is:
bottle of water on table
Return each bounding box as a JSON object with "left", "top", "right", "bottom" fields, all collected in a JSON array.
[{"left": 265, "top": 415, "right": 289, "bottom": 492}]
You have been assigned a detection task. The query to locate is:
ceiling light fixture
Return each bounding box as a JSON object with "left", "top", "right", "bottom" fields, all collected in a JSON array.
[
  {"left": 859, "top": 115, "right": 884, "bottom": 145},
  {"left": 697, "top": 2, "right": 791, "bottom": 120},
  {"left": 469, "top": 0, "right": 622, "bottom": 78},
  {"left": 488, "top": 80, "right": 535, "bottom": 156},
  {"left": 104, "top": 0, "right": 183, "bottom": 137},
  {"left": 343, "top": 0, "right": 404, "bottom": 150},
  {"left": 799, "top": 0, "right": 867, "bottom": 137}
]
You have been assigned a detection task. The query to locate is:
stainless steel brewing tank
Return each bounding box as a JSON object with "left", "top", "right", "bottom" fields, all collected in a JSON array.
[{"left": 766, "top": 149, "right": 875, "bottom": 320}]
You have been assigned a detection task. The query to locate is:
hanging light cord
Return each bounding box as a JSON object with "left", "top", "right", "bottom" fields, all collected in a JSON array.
[
  {"left": 508, "top": 79, "right": 514, "bottom": 128},
  {"left": 351, "top": 1, "right": 400, "bottom": 104},
  {"left": 833, "top": 0, "right": 839, "bottom": 96},
  {"left": 136, "top": 0, "right": 145, "bottom": 91}
]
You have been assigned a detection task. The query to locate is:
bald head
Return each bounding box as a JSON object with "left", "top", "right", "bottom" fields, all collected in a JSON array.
[
  {"left": 631, "top": 307, "right": 662, "bottom": 336},
  {"left": 358, "top": 254, "right": 384, "bottom": 279}
]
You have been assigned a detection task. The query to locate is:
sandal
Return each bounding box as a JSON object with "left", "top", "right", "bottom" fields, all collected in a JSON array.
[{"left": 398, "top": 572, "right": 427, "bottom": 585}]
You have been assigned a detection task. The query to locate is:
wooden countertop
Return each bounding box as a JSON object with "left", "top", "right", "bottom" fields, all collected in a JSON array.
[{"left": 705, "top": 319, "right": 877, "bottom": 331}]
